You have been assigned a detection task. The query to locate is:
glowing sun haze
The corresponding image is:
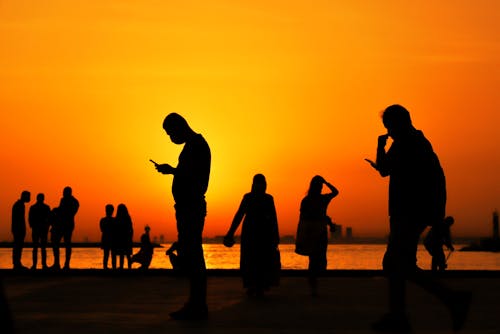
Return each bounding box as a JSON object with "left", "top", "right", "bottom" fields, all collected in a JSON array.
[{"left": 1, "top": 0, "right": 499, "bottom": 242}]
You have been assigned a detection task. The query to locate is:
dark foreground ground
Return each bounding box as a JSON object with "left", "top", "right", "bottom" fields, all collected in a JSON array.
[{"left": 2, "top": 270, "right": 500, "bottom": 334}]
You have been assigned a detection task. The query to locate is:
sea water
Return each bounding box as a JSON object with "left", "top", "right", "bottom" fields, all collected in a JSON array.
[{"left": 1, "top": 244, "right": 499, "bottom": 270}]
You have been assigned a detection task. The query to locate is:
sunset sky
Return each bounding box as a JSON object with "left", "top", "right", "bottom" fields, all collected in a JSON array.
[{"left": 1, "top": 0, "right": 499, "bottom": 242}]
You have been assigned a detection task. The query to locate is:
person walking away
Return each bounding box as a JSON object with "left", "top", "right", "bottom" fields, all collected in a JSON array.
[
  {"left": 153, "top": 113, "right": 211, "bottom": 320},
  {"left": 28, "top": 193, "right": 51, "bottom": 270}
]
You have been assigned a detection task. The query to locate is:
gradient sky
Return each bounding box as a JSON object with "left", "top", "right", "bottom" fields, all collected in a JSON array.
[{"left": 1, "top": 0, "right": 499, "bottom": 242}]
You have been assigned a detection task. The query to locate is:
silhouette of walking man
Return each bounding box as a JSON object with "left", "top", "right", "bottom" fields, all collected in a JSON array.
[
  {"left": 153, "top": 113, "right": 211, "bottom": 320},
  {"left": 28, "top": 193, "right": 51, "bottom": 270},
  {"left": 12, "top": 190, "right": 31, "bottom": 270},
  {"left": 56, "top": 186, "right": 79, "bottom": 270},
  {"left": 367, "top": 104, "right": 471, "bottom": 332}
]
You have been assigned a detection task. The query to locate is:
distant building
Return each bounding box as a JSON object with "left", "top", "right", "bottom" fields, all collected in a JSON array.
[
  {"left": 153, "top": 236, "right": 158, "bottom": 244},
  {"left": 159, "top": 234, "right": 165, "bottom": 244},
  {"left": 345, "top": 227, "right": 353, "bottom": 239},
  {"left": 331, "top": 224, "right": 342, "bottom": 239}
]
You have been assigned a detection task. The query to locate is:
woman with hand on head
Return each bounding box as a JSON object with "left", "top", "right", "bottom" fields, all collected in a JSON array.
[{"left": 295, "top": 175, "right": 339, "bottom": 296}]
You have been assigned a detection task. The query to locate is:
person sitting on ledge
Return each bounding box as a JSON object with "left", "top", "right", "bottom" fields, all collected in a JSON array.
[{"left": 131, "top": 225, "right": 153, "bottom": 270}]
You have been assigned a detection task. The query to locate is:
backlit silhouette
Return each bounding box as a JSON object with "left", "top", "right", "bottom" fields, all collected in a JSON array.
[
  {"left": 28, "top": 193, "right": 51, "bottom": 270},
  {"left": 367, "top": 104, "right": 471, "bottom": 332},
  {"left": 11, "top": 190, "right": 30, "bottom": 270},
  {"left": 55, "top": 186, "right": 79, "bottom": 270},
  {"left": 224, "top": 174, "right": 281, "bottom": 297},
  {"left": 131, "top": 225, "right": 154, "bottom": 270},
  {"left": 99, "top": 204, "right": 115, "bottom": 269},
  {"left": 113, "top": 203, "right": 134, "bottom": 270},
  {"left": 295, "top": 175, "right": 339, "bottom": 296},
  {"left": 153, "top": 113, "right": 211, "bottom": 320}
]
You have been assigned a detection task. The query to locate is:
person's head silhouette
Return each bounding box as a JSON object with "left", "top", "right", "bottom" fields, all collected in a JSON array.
[
  {"left": 308, "top": 175, "right": 324, "bottom": 196},
  {"left": 36, "top": 193, "right": 45, "bottom": 203},
  {"left": 382, "top": 104, "right": 414, "bottom": 140},
  {"left": 63, "top": 186, "right": 72, "bottom": 198},
  {"left": 251, "top": 174, "right": 267, "bottom": 194},
  {"left": 444, "top": 216, "right": 455, "bottom": 226},
  {"left": 21, "top": 190, "right": 31, "bottom": 203},
  {"left": 105, "top": 204, "right": 114, "bottom": 217},
  {"left": 163, "top": 113, "right": 193, "bottom": 145},
  {"left": 116, "top": 203, "right": 129, "bottom": 218}
]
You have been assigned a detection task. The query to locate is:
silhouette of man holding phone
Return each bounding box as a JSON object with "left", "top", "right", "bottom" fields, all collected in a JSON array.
[
  {"left": 367, "top": 104, "right": 471, "bottom": 332},
  {"left": 152, "top": 113, "right": 211, "bottom": 320}
]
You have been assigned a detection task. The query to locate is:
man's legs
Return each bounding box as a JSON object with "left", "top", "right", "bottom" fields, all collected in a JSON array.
[
  {"left": 103, "top": 248, "right": 110, "bottom": 269},
  {"left": 111, "top": 250, "right": 117, "bottom": 269},
  {"left": 12, "top": 234, "right": 25, "bottom": 270},
  {"left": 40, "top": 233, "right": 48, "bottom": 269},
  {"left": 51, "top": 232, "right": 62, "bottom": 269},
  {"left": 372, "top": 218, "right": 424, "bottom": 332},
  {"left": 31, "top": 232, "right": 39, "bottom": 269},
  {"left": 63, "top": 230, "right": 73, "bottom": 269},
  {"left": 374, "top": 217, "right": 471, "bottom": 332},
  {"left": 170, "top": 202, "right": 207, "bottom": 320},
  {"left": 179, "top": 225, "right": 206, "bottom": 308}
]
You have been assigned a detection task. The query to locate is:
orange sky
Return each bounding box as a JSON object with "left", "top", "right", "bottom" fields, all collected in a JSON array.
[{"left": 1, "top": 0, "right": 499, "bottom": 242}]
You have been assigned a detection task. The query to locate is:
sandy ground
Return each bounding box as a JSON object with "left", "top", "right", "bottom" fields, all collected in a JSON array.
[{"left": 2, "top": 270, "right": 500, "bottom": 334}]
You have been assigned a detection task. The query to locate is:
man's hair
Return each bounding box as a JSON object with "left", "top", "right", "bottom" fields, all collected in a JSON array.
[
  {"left": 63, "top": 186, "right": 72, "bottom": 196},
  {"left": 382, "top": 104, "right": 412, "bottom": 127},
  {"left": 163, "top": 113, "right": 189, "bottom": 131},
  {"left": 105, "top": 204, "right": 114, "bottom": 215}
]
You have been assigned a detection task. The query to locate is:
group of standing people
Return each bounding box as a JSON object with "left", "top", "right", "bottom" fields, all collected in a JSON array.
[
  {"left": 99, "top": 203, "right": 153, "bottom": 270},
  {"left": 152, "top": 107, "right": 470, "bottom": 332},
  {"left": 11, "top": 186, "right": 79, "bottom": 270}
]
